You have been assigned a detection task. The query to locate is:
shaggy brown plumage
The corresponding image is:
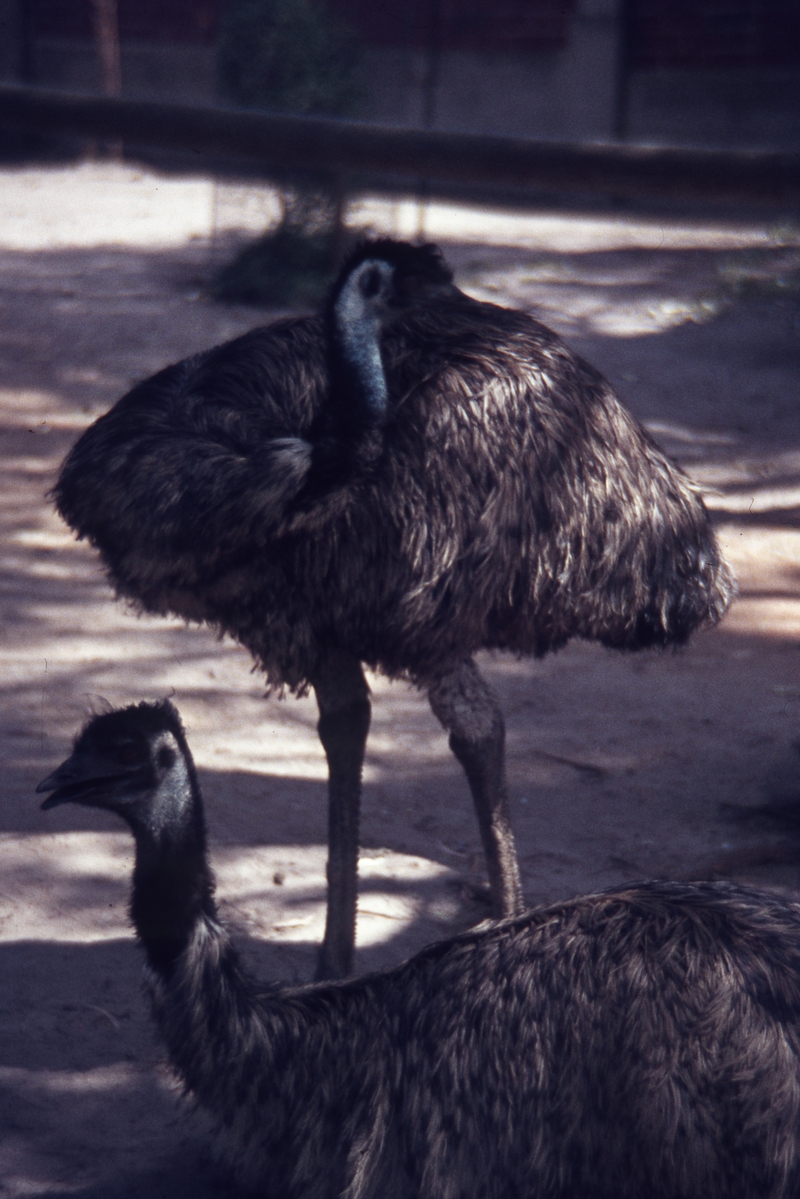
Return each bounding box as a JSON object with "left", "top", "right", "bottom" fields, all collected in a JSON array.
[
  {"left": 39, "top": 701, "right": 800, "bottom": 1199},
  {"left": 55, "top": 247, "right": 732, "bottom": 688},
  {"left": 52, "top": 240, "right": 735, "bottom": 977}
]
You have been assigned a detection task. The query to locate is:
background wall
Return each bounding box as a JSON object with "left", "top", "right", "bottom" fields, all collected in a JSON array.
[{"left": 0, "top": 0, "right": 798, "bottom": 148}]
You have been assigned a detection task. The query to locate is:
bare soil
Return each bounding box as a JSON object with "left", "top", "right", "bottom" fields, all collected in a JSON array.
[{"left": 0, "top": 165, "right": 799, "bottom": 1196}]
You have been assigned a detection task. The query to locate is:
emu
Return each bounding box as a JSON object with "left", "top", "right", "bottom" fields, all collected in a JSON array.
[
  {"left": 39, "top": 700, "right": 800, "bottom": 1199},
  {"left": 53, "top": 240, "right": 734, "bottom": 978}
]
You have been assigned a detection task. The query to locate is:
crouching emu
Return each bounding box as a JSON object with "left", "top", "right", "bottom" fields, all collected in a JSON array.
[
  {"left": 39, "top": 700, "right": 800, "bottom": 1199},
  {"left": 53, "top": 239, "right": 735, "bottom": 979}
]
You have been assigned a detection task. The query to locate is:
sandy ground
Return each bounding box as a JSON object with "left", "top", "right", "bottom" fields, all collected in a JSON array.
[{"left": 0, "top": 163, "right": 799, "bottom": 1196}]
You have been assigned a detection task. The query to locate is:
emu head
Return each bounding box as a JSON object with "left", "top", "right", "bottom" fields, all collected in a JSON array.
[
  {"left": 330, "top": 239, "right": 454, "bottom": 312},
  {"left": 37, "top": 700, "right": 197, "bottom": 841},
  {"left": 325, "top": 239, "right": 455, "bottom": 423}
]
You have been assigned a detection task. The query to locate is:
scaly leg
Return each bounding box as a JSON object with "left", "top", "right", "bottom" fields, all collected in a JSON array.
[
  {"left": 428, "top": 657, "right": 523, "bottom": 918},
  {"left": 312, "top": 648, "right": 370, "bottom": 980}
]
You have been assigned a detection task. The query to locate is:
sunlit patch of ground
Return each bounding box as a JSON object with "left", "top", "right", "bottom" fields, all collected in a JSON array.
[{"left": 0, "top": 832, "right": 459, "bottom": 949}]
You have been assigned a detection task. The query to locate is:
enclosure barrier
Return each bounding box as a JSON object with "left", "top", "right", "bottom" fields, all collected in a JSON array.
[{"left": 0, "top": 82, "right": 798, "bottom": 207}]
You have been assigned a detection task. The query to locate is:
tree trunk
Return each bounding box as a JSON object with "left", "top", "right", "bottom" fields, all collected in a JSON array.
[
  {"left": 91, "top": 0, "right": 122, "bottom": 95},
  {"left": 90, "top": 0, "right": 122, "bottom": 157}
]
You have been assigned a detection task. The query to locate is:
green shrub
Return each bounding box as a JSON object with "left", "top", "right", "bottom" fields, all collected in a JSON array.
[
  {"left": 213, "top": 193, "right": 355, "bottom": 307},
  {"left": 215, "top": 0, "right": 362, "bottom": 307},
  {"left": 218, "top": 0, "right": 360, "bottom": 116}
]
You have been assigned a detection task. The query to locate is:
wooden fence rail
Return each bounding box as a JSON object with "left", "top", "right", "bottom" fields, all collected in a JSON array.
[{"left": 1, "top": 83, "right": 798, "bottom": 206}]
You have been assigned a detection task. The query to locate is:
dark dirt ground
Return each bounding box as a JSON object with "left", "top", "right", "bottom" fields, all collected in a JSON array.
[{"left": 0, "top": 164, "right": 799, "bottom": 1196}]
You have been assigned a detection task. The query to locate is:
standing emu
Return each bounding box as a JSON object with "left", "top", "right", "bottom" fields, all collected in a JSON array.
[
  {"left": 39, "top": 701, "right": 800, "bottom": 1199},
  {"left": 53, "top": 239, "right": 734, "bottom": 978}
]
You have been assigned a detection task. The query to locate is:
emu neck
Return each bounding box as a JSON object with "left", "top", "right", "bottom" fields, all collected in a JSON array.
[
  {"left": 128, "top": 770, "right": 216, "bottom": 978},
  {"left": 301, "top": 309, "right": 388, "bottom": 496},
  {"left": 338, "top": 319, "right": 387, "bottom": 419},
  {"left": 331, "top": 300, "right": 388, "bottom": 425}
]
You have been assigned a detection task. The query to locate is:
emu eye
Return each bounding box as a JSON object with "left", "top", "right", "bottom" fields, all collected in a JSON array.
[
  {"left": 157, "top": 746, "right": 176, "bottom": 770},
  {"left": 359, "top": 265, "right": 383, "bottom": 299}
]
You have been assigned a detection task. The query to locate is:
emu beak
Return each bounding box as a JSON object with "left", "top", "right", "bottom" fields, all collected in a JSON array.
[
  {"left": 38, "top": 793, "right": 68, "bottom": 811},
  {"left": 36, "top": 759, "right": 81, "bottom": 809},
  {"left": 36, "top": 755, "right": 127, "bottom": 810}
]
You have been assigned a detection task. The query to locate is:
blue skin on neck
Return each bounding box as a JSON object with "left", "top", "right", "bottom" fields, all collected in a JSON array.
[
  {"left": 333, "top": 260, "right": 393, "bottom": 421},
  {"left": 340, "top": 316, "right": 388, "bottom": 419}
]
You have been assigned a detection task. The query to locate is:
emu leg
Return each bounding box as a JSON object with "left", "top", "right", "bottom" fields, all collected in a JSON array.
[
  {"left": 312, "top": 648, "right": 371, "bottom": 980},
  {"left": 428, "top": 658, "right": 523, "bottom": 918}
]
